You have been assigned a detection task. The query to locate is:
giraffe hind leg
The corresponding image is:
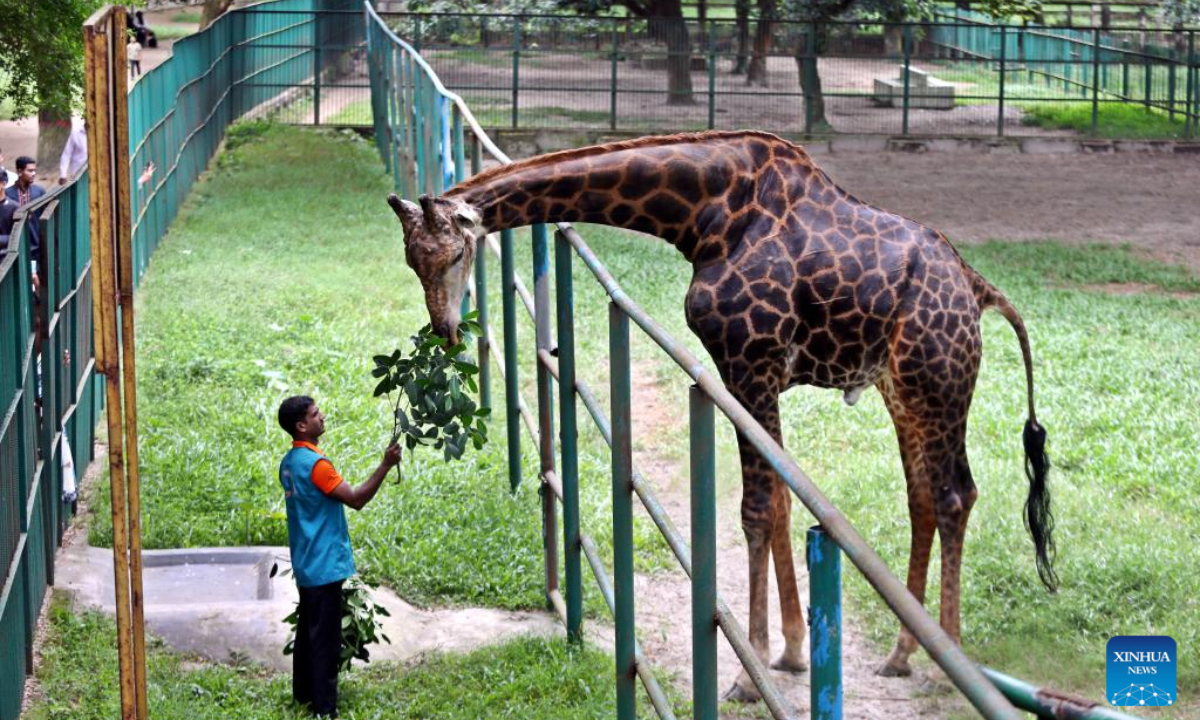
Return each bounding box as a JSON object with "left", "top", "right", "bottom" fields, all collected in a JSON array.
[{"left": 769, "top": 488, "right": 808, "bottom": 673}]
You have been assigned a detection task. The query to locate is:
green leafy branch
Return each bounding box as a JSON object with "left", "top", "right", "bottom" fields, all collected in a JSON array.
[
  {"left": 279, "top": 571, "right": 392, "bottom": 672},
  {"left": 371, "top": 312, "right": 490, "bottom": 468}
]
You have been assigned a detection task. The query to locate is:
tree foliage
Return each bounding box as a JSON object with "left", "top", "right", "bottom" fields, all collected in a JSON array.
[{"left": 0, "top": 0, "right": 104, "bottom": 119}]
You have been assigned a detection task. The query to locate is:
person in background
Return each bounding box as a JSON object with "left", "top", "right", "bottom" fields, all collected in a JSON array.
[
  {"left": 128, "top": 34, "right": 143, "bottom": 77},
  {"left": 276, "top": 396, "right": 400, "bottom": 718},
  {"left": 7, "top": 157, "right": 45, "bottom": 264},
  {"left": 0, "top": 172, "right": 15, "bottom": 251},
  {"left": 59, "top": 119, "right": 88, "bottom": 184}
]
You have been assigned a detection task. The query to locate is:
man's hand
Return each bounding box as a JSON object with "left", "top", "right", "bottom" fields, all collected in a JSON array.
[
  {"left": 383, "top": 443, "right": 401, "bottom": 468},
  {"left": 58, "top": 176, "right": 68, "bottom": 186}
]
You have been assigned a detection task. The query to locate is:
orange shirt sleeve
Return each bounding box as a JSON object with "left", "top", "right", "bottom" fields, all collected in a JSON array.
[{"left": 310, "top": 459, "right": 344, "bottom": 495}]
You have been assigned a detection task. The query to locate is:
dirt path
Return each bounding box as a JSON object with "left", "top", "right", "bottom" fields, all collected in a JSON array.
[{"left": 625, "top": 361, "right": 955, "bottom": 719}]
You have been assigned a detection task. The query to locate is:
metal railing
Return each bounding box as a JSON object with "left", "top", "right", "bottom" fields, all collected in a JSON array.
[
  {"left": 1, "top": 3, "right": 359, "bottom": 717},
  {"left": 361, "top": 10, "right": 1198, "bottom": 139},
  {"left": 0, "top": 176, "right": 100, "bottom": 720},
  {"left": 366, "top": 4, "right": 1147, "bottom": 719}
]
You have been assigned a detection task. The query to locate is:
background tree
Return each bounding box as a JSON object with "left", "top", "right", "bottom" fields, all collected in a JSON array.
[
  {"left": 557, "top": 0, "right": 695, "bottom": 104},
  {"left": 0, "top": 0, "right": 104, "bottom": 176},
  {"left": 779, "top": 0, "right": 929, "bottom": 132},
  {"left": 200, "top": 0, "right": 237, "bottom": 29}
]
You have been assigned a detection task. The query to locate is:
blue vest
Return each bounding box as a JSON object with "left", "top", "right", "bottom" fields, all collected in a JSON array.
[{"left": 279, "top": 445, "right": 355, "bottom": 587}]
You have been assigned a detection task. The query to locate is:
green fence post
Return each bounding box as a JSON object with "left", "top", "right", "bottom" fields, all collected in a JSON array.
[
  {"left": 313, "top": 42, "right": 321, "bottom": 125},
  {"left": 453, "top": 107, "right": 469, "bottom": 321},
  {"left": 998, "top": 24, "right": 1007, "bottom": 137},
  {"left": 690, "top": 385, "right": 718, "bottom": 720},
  {"left": 555, "top": 229, "right": 582, "bottom": 643},
  {"left": 808, "top": 526, "right": 843, "bottom": 720},
  {"left": 1144, "top": 53, "right": 1151, "bottom": 109},
  {"left": 1168, "top": 50, "right": 1178, "bottom": 121},
  {"left": 609, "top": 302, "right": 635, "bottom": 720},
  {"left": 901, "top": 24, "right": 912, "bottom": 136},
  {"left": 414, "top": 16, "right": 423, "bottom": 52},
  {"left": 501, "top": 228, "right": 521, "bottom": 492},
  {"left": 1187, "top": 31, "right": 1196, "bottom": 138},
  {"left": 471, "top": 136, "right": 490, "bottom": 409},
  {"left": 707, "top": 21, "right": 717, "bottom": 130},
  {"left": 610, "top": 21, "right": 619, "bottom": 131},
  {"left": 1122, "top": 53, "right": 1130, "bottom": 98},
  {"left": 532, "top": 223, "right": 558, "bottom": 611},
  {"left": 512, "top": 19, "right": 522, "bottom": 129},
  {"left": 1091, "top": 28, "right": 1101, "bottom": 134}
]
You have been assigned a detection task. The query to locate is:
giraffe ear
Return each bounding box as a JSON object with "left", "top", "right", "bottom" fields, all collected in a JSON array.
[{"left": 387, "top": 194, "right": 422, "bottom": 236}]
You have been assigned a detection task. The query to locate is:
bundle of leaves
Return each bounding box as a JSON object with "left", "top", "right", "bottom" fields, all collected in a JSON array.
[
  {"left": 372, "top": 312, "right": 489, "bottom": 463},
  {"left": 280, "top": 574, "right": 392, "bottom": 672}
]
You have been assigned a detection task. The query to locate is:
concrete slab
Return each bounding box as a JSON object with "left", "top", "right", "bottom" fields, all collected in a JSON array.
[{"left": 56, "top": 543, "right": 560, "bottom": 671}]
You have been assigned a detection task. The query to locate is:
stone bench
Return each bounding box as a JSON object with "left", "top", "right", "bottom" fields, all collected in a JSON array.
[{"left": 872, "top": 66, "right": 955, "bottom": 110}]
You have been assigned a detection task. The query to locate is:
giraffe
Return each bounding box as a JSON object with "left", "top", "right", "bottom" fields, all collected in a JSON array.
[{"left": 387, "top": 130, "right": 1056, "bottom": 700}]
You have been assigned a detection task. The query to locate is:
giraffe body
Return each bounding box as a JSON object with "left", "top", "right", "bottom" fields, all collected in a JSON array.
[{"left": 388, "top": 131, "right": 1055, "bottom": 698}]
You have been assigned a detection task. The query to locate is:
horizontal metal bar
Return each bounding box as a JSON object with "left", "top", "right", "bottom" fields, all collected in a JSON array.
[{"left": 979, "top": 667, "right": 1146, "bottom": 720}]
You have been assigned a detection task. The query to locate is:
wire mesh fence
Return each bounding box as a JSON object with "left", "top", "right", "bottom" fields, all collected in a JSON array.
[{"left": 361, "top": 11, "right": 1198, "bottom": 138}]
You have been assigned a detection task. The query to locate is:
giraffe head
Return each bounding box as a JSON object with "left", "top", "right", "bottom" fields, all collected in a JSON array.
[{"left": 388, "top": 193, "right": 483, "bottom": 343}]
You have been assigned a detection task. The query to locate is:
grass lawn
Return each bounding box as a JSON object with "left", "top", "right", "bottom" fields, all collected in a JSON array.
[
  {"left": 78, "top": 122, "right": 1200, "bottom": 716},
  {"left": 24, "top": 596, "right": 657, "bottom": 720}
]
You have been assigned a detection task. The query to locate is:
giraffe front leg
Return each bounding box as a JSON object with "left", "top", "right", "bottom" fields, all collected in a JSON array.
[
  {"left": 770, "top": 489, "right": 808, "bottom": 674},
  {"left": 723, "top": 455, "right": 776, "bottom": 703}
]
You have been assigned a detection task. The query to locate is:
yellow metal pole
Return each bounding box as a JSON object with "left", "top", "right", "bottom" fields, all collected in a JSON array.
[
  {"left": 108, "top": 10, "right": 149, "bottom": 717},
  {"left": 84, "top": 6, "right": 141, "bottom": 718}
]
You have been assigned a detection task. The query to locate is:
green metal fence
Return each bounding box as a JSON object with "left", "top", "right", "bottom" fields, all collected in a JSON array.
[
  {"left": 366, "top": 10, "right": 1197, "bottom": 138},
  {"left": 1, "top": 2, "right": 357, "bottom": 716},
  {"left": 366, "top": 5, "right": 1149, "bottom": 719}
]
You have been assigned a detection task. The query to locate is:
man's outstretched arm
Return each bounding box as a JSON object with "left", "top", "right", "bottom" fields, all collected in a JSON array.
[{"left": 327, "top": 444, "right": 401, "bottom": 511}]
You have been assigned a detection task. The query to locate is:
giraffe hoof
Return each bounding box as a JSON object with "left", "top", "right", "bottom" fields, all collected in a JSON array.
[
  {"left": 875, "top": 660, "right": 912, "bottom": 677},
  {"left": 770, "top": 654, "right": 809, "bottom": 674},
  {"left": 721, "top": 683, "right": 761, "bottom": 704}
]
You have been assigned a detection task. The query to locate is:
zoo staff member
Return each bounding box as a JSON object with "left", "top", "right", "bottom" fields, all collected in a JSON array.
[{"left": 277, "top": 395, "right": 400, "bottom": 717}]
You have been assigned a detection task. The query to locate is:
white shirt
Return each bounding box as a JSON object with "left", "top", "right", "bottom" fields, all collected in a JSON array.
[
  {"left": 128, "top": 42, "right": 142, "bottom": 61},
  {"left": 60, "top": 121, "right": 88, "bottom": 179}
]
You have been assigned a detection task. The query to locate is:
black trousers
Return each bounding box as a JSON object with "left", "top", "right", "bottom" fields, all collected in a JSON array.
[{"left": 294, "top": 580, "right": 344, "bottom": 716}]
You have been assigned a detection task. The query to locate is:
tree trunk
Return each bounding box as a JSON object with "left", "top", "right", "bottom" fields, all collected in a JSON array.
[
  {"left": 746, "top": 0, "right": 774, "bottom": 86},
  {"left": 794, "top": 26, "right": 832, "bottom": 132},
  {"left": 37, "top": 109, "right": 72, "bottom": 182},
  {"left": 200, "top": 0, "right": 235, "bottom": 30},
  {"left": 663, "top": 14, "right": 695, "bottom": 105},
  {"left": 884, "top": 25, "right": 903, "bottom": 56},
  {"left": 733, "top": 0, "right": 750, "bottom": 74}
]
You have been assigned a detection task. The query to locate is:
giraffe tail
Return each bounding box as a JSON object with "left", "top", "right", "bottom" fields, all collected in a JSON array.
[{"left": 976, "top": 278, "right": 1058, "bottom": 593}]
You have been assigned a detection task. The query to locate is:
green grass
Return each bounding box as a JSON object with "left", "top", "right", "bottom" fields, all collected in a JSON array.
[
  {"left": 151, "top": 25, "right": 195, "bottom": 41},
  {"left": 87, "top": 122, "right": 671, "bottom": 618},
  {"left": 25, "top": 596, "right": 664, "bottom": 720},
  {"left": 170, "top": 10, "right": 203, "bottom": 24},
  {"left": 326, "top": 98, "right": 372, "bottom": 125},
  {"left": 1020, "top": 101, "right": 1190, "bottom": 139}
]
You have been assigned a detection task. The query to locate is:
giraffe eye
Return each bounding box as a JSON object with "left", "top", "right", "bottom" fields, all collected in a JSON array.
[{"left": 451, "top": 248, "right": 465, "bottom": 265}]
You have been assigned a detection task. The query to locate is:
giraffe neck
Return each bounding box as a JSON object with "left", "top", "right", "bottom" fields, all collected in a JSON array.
[{"left": 445, "top": 132, "right": 826, "bottom": 264}]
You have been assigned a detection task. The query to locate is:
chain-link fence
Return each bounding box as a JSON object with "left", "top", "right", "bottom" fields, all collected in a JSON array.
[{"left": 367, "top": 10, "right": 1198, "bottom": 138}]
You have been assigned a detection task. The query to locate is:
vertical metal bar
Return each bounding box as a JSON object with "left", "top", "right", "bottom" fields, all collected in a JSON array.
[
  {"left": 609, "top": 302, "right": 635, "bottom": 720},
  {"left": 554, "top": 229, "right": 582, "bottom": 643},
  {"left": 1092, "top": 28, "right": 1102, "bottom": 134},
  {"left": 471, "top": 135, "right": 490, "bottom": 409},
  {"left": 512, "top": 19, "right": 521, "bottom": 129},
  {"left": 500, "top": 228, "right": 521, "bottom": 491},
  {"left": 1144, "top": 53, "right": 1151, "bottom": 109},
  {"left": 453, "top": 108, "right": 469, "bottom": 321},
  {"left": 808, "top": 526, "right": 843, "bottom": 720},
  {"left": 707, "top": 21, "right": 716, "bottom": 130},
  {"left": 532, "top": 223, "right": 558, "bottom": 608},
  {"left": 1187, "top": 32, "right": 1196, "bottom": 138},
  {"left": 901, "top": 24, "right": 912, "bottom": 136},
  {"left": 690, "top": 386, "right": 717, "bottom": 720},
  {"left": 1169, "top": 53, "right": 1178, "bottom": 120},
  {"left": 998, "top": 25, "right": 1007, "bottom": 137},
  {"left": 313, "top": 42, "right": 321, "bottom": 125},
  {"left": 610, "top": 22, "right": 619, "bottom": 131}
]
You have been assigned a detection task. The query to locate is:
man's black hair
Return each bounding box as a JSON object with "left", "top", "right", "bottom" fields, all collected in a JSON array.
[
  {"left": 278, "top": 395, "right": 315, "bottom": 438},
  {"left": 15, "top": 156, "right": 35, "bottom": 171}
]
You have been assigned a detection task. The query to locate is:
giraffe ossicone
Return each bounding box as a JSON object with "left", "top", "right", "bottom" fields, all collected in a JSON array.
[{"left": 388, "top": 130, "right": 1056, "bottom": 700}]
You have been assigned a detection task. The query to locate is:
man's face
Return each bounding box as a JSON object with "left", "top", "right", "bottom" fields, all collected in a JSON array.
[
  {"left": 298, "top": 403, "right": 325, "bottom": 439},
  {"left": 18, "top": 163, "right": 35, "bottom": 185}
]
